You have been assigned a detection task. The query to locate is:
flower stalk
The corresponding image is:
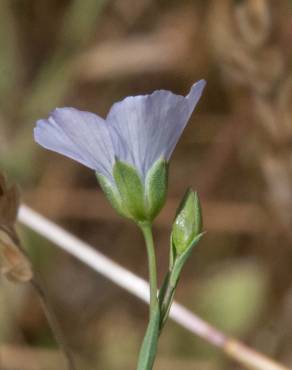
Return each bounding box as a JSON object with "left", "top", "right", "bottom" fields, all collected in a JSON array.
[
  {"left": 140, "top": 223, "right": 158, "bottom": 316},
  {"left": 136, "top": 223, "right": 160, "bottom": 370}
]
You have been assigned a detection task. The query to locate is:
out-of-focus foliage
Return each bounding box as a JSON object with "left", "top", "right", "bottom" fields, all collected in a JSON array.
[
  {"left": 197, "top": 261, "right": 267, "bottom": 336},
  {"left": 1, "top": 0, "right": 292, "bottom": 369}
]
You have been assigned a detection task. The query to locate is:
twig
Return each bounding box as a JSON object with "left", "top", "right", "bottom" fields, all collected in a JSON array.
[{"left": 18, "top": 204, "right": 291, "bottom": 370}]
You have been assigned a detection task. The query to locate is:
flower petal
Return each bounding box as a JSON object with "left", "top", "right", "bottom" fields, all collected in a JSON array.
[
  {"left": 106, "top": 80, "right": 205, "bottom": 179},
  {"left": 34, "top": 108, "right": 115, "bottom": 179}
]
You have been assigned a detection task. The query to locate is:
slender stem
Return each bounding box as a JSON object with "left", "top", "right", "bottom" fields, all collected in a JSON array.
[
  {"left": 30, "top": 276, "right": 77, "bottom": 370},
  {"left": 136, "top": 223, "right": 160, "bottom": 370},
  {"left": 139, "top": 223, "right": 158, "bottom": 316}
]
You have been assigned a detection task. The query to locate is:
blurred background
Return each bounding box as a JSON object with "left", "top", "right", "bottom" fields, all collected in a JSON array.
[{"left": 1, "top": 0, "right": 292, "bottom": 369}]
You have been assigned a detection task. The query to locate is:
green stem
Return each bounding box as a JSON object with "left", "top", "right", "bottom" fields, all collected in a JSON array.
[
  {"left": 136, "top": 223, "right": 160, "bottom": 370},
  {"left": 140, "top": 223, "right": 158, "bottom": 316}
]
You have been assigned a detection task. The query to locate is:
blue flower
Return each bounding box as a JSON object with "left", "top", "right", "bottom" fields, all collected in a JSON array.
[
  {"left": 35, "top": 80, "right": 205, "bottom": 180},
  {"left": 34, "top": 80, "right": 206, "bottom": 221}
]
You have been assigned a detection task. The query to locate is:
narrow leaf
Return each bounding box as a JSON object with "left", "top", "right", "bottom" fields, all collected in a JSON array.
[{"left": 170, "top": 233, "right": 204, "bottom": 286}]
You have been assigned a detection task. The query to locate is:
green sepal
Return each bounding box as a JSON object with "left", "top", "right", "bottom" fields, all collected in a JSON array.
[
  {"left": 113, "top": 160, "right": 146, "bottom": 221},
  {"left": 172, "top": 189, "right": 202, "bottom": 255},
  {"left": 145, "top": 158, "right": 168, "bottom": 221},
  {"left": 170, "top": 232, "right": 204, "bottom": 286},
  {"left": 96, "top": 173, "right": 129, "bottom": 218},
  {"left": 136, "top": 304, "right": 160, "bottom": 370}
]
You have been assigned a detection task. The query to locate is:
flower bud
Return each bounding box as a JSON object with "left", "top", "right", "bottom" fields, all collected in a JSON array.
[{"left": 171, "top": 189, "right": 202, "bottom": 255}]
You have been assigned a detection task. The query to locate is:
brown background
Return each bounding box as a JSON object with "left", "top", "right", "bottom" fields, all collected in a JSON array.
[{"left": 1, "top": 0, "right": 292, "bottom": 369}]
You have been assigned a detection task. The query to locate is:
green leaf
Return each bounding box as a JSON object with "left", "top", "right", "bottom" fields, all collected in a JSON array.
[
  {"left": 158, "top": 273, "right": 175, "bottom": 330},
  {"left": 159, "top": 233, "right": 204, "bottom": 329},
  {"left": 158, "top": 271, "right": 172, "bottom": 328},
  {"left": 113, "top": 160, "right": 146, "bottom": 221},
  {"left": 170, "top": 233, "right": 204, "bottom": 287},
  {"left": 158, "top": 271, "right": 170, "bottom": 306},
  {"left": 145, "top": 158, "right": 168, "bottom": 221},
  {"left": 136, "top": 304, "right": 160, "bottom": 370},
  {"left": 96, "top": 173, "right": 129, "bottom": 218},
  {"left": 172, "top": 190, "right": 202, "bottom": 255}
]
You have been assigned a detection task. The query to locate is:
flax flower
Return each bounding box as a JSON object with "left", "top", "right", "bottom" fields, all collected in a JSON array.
[{"left": 34, "top": 80, "right": 205, "bottom": 221}]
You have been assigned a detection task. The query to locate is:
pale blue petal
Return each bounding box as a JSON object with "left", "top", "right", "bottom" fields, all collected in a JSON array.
[
  {"left": 34, "top": 108, "right": 115, "bottom": 179},
  {"left": 106, "top": 80, "right": 205, "bottom": 179}
]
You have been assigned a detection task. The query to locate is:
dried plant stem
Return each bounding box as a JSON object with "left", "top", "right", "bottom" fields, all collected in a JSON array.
[
  {"left": 30, "top": 277, "right": 77, "bottom": 370},
  {"left": 18, "top": 205, "right": 291, "bottom": 370},
  {"left": 225, "top": 339, "right": 288, "bottom": 370},
  {"left": 170, "top": 304, "right": 289, "bottom": 370}
]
